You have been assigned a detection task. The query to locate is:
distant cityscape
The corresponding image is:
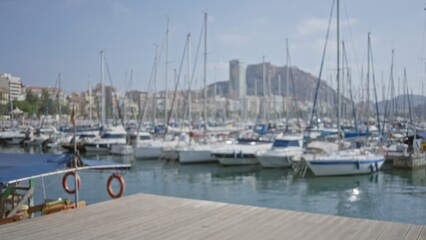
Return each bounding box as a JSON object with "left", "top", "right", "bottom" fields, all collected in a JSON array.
[
  {"left": 1, "top": 57, "right": 422, "bottom": 125},
  {"left": 0, "top": 59, "right": 314, "bottom": 124}
]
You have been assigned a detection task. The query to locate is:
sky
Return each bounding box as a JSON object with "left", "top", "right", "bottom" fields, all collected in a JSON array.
[{"left": 1, "top": 0, "right": 426, "bottom": 100}]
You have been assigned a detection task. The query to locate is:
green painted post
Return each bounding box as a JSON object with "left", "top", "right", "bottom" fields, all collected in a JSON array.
[{"left": 28, "top": 179, "right": 35, "bottom": 218}]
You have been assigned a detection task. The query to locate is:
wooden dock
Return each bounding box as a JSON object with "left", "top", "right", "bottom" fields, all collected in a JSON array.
[{"left": 0, "top": 193, "right": 425, "bottom": 240}]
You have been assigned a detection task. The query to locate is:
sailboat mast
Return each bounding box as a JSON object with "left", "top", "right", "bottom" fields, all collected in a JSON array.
[
  {"left": 203, "top": 12, "right": 208, "bottom": 137},
  {"left": 100, "top": 50, "right": 106, "bottom": 126},
  {"left": 367, "top": 32, "right": 371, "bottom": 126},
  {"left": 285, "top": 38, "right": 290, "bottom": 129},
  {"left": 58, "top": 73, "right": 62, "bottom": 124},
  {"left": 262, "top": 56, "right": 266, "bottom": 122},
  {"left": 153, "top": 44, "right": 158, "bottom": 125},
  {"left": 187, "top": 33, "right": 192, "bottom": 124},
  {"left": 124, "top": 71, "right": 128, "bottom": 126},
  {"left": 390, "top": 49, "right": 395, "bottom": 123},
  {"left": 89, "top": 77, "right": 92, "bottom": 124},
  {"left": 164, "top": 17, "right": 169, "bottom": 125},
  {"left": 337, "top": 0, "right": 341, "bottom": 146},
  {"left": 278, "top": 74, "right": 282, "bottom": 121},
  {"left": 9, "top": 82, "right": 13, "bottom": 127}
]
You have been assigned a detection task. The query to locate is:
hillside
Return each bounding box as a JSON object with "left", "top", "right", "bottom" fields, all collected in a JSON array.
[
  {"left": 245, "top": 63, "right": 338, "bottom": 104},
  {"left": 207, "top": 62, "right": 351, "bottom": 116}
]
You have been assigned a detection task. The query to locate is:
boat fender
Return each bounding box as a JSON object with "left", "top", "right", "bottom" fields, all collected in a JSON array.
[
  {"left": 369, "top": 164, "right": 374, "bottom": 173},
  {"left": 233, "top": 151, "right": 237, "bottom": 158},
  {"left": 239, "top": 151, "right": 243, "bottom": 158},
  {"left": 62, "top": 172, "right": 81, "bottom": 194},
  {"left": 375, "top": 162, "right": 379, "bottom": 171},
  {"left": 107, "top": 173, "right": 125, "bottom": 199},
  {"left": 356, "top": 160, "right": 360, "bottom": 170}
]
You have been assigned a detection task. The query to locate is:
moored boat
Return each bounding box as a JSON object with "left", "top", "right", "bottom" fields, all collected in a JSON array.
[
  {"left": 256, "top": 134, "right": 304, "bottom": 168},
  {"left": 304, "top": 148, "right": 385, "bottom": 176}
]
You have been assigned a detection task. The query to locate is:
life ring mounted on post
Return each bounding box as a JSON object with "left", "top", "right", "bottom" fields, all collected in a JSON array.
[
  {"left": 62, "top": 171, "right": 81, "bottom": 194},
  {"left": 107, "top": 173, "right": 125, "bottom": 199}
]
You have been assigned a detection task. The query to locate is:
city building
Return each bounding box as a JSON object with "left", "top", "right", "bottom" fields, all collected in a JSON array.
[
  {"left": 26, "top": 86, "right": 66, "bottom": 105},
  {"left": 229, "top": 59, "right": 246, "bottom": 100},
  {"left": 0, "top": 88, "right": 8, "bottom": 105},
  {"left": 0, "top": 73, "right": 25, "bottom": 101}
]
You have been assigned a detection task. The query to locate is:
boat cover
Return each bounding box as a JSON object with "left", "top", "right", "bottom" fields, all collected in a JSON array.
[{"left": 0, "top": 153, "right": 130, "bottom": 188}]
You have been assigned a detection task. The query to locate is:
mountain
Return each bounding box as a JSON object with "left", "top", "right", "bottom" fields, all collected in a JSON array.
[
  {"left": 205, "top": 61, "right": 426, "bottom": 120},
  {"left": 207, "top": 62, "right": 351, "bottom": 116},
  {"left": 377, "top": 94, "right": 426, "bottom": 116},
  {"left": 245, "top": 63, "right": 338, "bottom": 104},
  {"left": 208, "top": 62, "right": 343, "bottom": 103}
]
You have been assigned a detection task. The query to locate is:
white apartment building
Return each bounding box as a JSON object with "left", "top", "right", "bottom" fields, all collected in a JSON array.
[{"left": 0, "top": 73, "right": 25, "bottom": 101}]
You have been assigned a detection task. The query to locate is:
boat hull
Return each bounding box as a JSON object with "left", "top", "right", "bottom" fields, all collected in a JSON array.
[
  {"left": 162, "top": 149, "right": 179, "bottom": 161},
  {"left": 5, "top": 137, "right": 25, "bottom": 145},
  {"left": 306, "top": 158, "right": 385, "bottom": 176},
  {"left": 110, "top": 144, "right": 134, "bottom": 156},
  {"left": 179, "top": 150, "right": 216, "bottom": 164},
  {"left": 257, "top": 154, "right": 293, "bottom": 168},
  {"left": 84, "top": 143, "right": 111, "bottom": 153},
  {"left": 134, "top": 146, "right": 163, "bottom": 159},
  {"left": 216, "top": 154, "right": 259, "bottom": 166}
]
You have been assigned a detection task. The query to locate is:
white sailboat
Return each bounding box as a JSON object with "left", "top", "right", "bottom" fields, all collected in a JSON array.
[
  {"left": 84, "top": 125, "right": 127, "bottom": 153},
  {"left": 256, "top": 134, "right": 303, "bottom": 168},
  {"left": 178, "top": 13, "right": 217, "bottom": 164},
  {"left": 213, "top": 142, "right": 272, "bottom": 166},
  {"left": 110, "top": 131, "right": 152, "bottom": 156},
  {"left": 303, "top": 0, "right": 384, "bottom": 176},
  {"left": 304, "top": 148, "right": 384, "bottom": 176}
]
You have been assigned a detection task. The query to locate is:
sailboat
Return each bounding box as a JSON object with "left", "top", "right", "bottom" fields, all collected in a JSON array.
[
  {"left": 177, "top": 13, "right": 218, "bottom": 164},
  {"left": 303, "top": 0, "right": 384, "bottom": 176},
  {"left": 256, "top": 39, "right": 304, "bottom": 168}
]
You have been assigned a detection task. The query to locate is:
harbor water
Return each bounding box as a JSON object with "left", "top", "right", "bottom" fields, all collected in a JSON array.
[{"left": 2, "top": 146, "right": 426, "bottom": 225}]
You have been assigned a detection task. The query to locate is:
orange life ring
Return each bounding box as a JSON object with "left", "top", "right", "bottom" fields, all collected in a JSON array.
[
  {"left": 107, "top": 173, "right": 125, "bottom": 199},
  {"left": 62, "top": 172, "right": 81, "bottom": 194}
]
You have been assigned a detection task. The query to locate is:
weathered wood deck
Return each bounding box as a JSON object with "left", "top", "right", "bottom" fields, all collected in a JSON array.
[{"left": 0, "top": 193, "right": 425, "bottom": 240}]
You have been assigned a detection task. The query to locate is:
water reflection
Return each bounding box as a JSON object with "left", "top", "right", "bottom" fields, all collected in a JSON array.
[
  {"left": 347, "top": 187, "right": 360, "bottom": 202},
  {"left": 213, "top": 165, "right": 261, "bottom": 179},
  {"left": 390, "top": 168, "right": 426, "bottom": 187}
]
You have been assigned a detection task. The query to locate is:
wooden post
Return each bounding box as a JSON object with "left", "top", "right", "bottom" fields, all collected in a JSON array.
[{"left": 28, "top": 179, "right": 34, "bottom": 218}]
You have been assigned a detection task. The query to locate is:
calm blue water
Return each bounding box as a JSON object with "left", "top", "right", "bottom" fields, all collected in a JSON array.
[{"left": 3, "top": 146, "right": 426, "bottom": 225}]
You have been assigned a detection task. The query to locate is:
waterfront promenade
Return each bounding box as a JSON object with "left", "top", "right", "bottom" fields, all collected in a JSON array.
[{"left": 0, "top": 193, "right": 424, "bottom": 239}]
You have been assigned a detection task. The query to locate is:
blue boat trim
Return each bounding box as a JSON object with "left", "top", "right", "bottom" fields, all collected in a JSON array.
[{"left": 309, "top": 159, "right": 384, "bottom": 165}]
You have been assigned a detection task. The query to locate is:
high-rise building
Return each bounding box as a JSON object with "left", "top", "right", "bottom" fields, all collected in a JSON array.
[
  {"left": 229, "top": 59, "right": 246, "bottom": 99},
  {"left": 0, "top": 73, "right": 25, "bottom": 101}
]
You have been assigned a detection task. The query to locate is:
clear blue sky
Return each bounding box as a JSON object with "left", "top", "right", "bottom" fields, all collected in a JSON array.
[{"left": 1, "top": 0, "right": 425, "bottom": 99}]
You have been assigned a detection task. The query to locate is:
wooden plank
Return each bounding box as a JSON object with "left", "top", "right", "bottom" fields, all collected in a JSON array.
[
  {"left": 317, "top": 216, "right": 355, "bottom": 240},
  {"left": 6, "top": 187, "right": 33, "bottom": 218},
  {"left": 346, "top": 218, "right": 385, "bottom": 240},
  {"left": 242, "top": 211, "right": 315, "bottom": 240},
  {"left": 194, "top": 208, "right": 275, "bottom": 240},
  {"left": 140, "top": 203, "right": 255, "bottom": 240},
  {"left": 387, "top": 224, "right": 412, "bottom": 240},
  {"left": 0, "top": 213, "right": 24, "bottom": 225},
  {"left": 417, "top": 227, "right": 426, "bottom": 240},
  {"left": 195, "top": 208, "right": 300, "bottom": 240},
  {"left": 404, "top": 225, "right": 423, "bottom": 240},
  {"left": 294, "top": 214, "right": 341, "bottom": 240},
  {"left": 375, "top": 222, "right": 401, "bottom": 240},
  {"left": 0, "top": 193, "right": 423, "bottom": 240}
]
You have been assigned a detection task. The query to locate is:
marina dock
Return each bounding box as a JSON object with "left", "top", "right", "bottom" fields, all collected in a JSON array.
[{"left": 0, "top": 193, "right": 424, "bottom": 240}]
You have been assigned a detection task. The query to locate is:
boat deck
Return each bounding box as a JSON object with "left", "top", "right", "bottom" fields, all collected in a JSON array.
[{"left": 0, "top": 193, "right": 424, "bottom": 240}]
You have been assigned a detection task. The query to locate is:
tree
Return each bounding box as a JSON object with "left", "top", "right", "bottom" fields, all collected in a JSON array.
[
  {"left": 38, "top": 89, "right": 58, "bottom": 115},
  {"left": 13, "top": 100, "right": 36, "bottom": 115},
  {"left": 26, "top": 90, "right": 39, "bottom": 106}
]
